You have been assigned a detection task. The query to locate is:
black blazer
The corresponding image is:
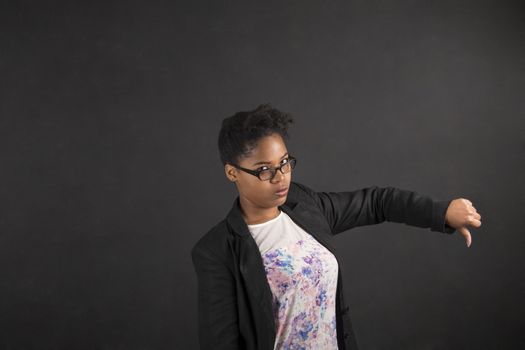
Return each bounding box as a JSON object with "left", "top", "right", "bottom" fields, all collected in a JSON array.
[{"left": 191, "top": 181, "right": 456, "bottom": 350}]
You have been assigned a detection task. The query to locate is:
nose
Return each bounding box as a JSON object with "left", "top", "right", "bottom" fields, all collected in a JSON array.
[{"left": 270, "top": 168, "right": 285, "bottom": 183}]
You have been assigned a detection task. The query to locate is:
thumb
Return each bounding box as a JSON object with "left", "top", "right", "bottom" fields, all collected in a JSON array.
[{"left": 458, "top": 227, "right": 472, "bottom": 248}]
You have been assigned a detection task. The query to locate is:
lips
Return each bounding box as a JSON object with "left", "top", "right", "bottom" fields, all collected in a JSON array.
[{"left": 275, "top": 187, "right": 289, "bottom": 196}]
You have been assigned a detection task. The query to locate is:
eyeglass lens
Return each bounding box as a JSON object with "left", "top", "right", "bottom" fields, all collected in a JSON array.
[{"left": 259, "top": 159, "right": 295, "bottom": 181}]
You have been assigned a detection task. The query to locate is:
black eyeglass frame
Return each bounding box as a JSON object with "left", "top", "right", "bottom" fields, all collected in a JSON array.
[{"left": 230, "top": 156, "right": 297, "bottom": 181}]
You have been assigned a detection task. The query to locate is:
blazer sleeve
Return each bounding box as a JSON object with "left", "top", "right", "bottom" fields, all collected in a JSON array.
[
  {"left": 191, "top": 244, "right": 241, "bottom": 350},
  {"left": 292, "top": 181, "right": 456, "bottom": 236}
]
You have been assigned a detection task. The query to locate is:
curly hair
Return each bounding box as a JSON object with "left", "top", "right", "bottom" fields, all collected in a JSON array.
[{"left": 218, "top": 104, "right": 294, "bottom": 166}]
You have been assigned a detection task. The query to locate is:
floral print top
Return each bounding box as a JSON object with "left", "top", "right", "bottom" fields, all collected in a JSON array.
[{"left": 247, "top": 210, "right": 339, "bottom": 350}]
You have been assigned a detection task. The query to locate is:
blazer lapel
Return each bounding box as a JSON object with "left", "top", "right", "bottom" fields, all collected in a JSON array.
[
  {"left": 226, "top": 198, "right": 276, "bottom": 330},
  {"left": 280, "top": 201, "right": 338, "bottom": 257}
]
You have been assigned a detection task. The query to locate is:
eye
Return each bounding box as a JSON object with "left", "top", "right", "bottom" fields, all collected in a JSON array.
[
  {"left": 258, "top": 166, "right": 270, "bottom": 172},
  {"left": 281, "top": 158, "right": 289, "bottom": 164}
]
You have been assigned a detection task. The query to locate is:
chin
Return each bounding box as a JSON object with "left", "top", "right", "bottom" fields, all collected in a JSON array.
[{"left": 276, "top": 195, "right": 288, "bottom": 203}]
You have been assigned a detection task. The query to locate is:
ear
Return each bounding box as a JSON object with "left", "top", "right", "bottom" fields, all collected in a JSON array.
[{"left": 224, "top": 164, "right": 238, "bottom": 182}]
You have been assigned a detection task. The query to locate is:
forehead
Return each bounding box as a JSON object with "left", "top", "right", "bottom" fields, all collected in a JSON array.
[{"left": 243, "top": 134, "right": 288, "bottom": 163}]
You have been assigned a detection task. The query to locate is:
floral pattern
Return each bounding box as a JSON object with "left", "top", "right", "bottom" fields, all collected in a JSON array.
[{"left": 262, "top": 233, "right": 339, "bottom": 349}]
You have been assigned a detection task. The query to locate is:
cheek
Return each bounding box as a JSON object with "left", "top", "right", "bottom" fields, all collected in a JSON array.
[
  {"left": 253, "top": 182, "right": 272, "bottom": 197},
  {"left": 245, "top": 181, "right": 274, "bottom": 201},
  {"left": 237, "top": 176, "right": 264, "bottom": 195}
]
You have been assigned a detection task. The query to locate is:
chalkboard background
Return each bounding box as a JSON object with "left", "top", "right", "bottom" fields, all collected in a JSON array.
[{"left": 1, "top": 1, "right": 524, "bottom": 349}]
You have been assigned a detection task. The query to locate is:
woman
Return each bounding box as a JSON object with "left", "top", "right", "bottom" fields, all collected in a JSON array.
[{"left": 191, "top": 104, "right": 482, "bottom": 350}]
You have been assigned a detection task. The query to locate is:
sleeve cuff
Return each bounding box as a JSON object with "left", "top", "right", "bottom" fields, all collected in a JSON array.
[{"left": 431, "top": 200, "right": 456, "bottom": 234}]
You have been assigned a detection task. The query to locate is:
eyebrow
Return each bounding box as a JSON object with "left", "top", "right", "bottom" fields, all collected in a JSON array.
[{"left": 252, "top": 152, "right": 289, "bottom": 166}]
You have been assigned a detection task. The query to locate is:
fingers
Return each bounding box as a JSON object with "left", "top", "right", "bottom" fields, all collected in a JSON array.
[
  {"left": 458, "top": 227, "right": 472, "bottom": 248},
  {"left": 464, "top": 200, "right": 478, "bottom": 215},
  {"left": 471, "top": 212, "right": 481, "bottom": 220},
  {"left": 467, "top": 200, "right": 481, "bottom": 225},
  {"left": 453, "top": 198, "right": 481, "bottom": 248},
  {"left": 464, "top": 198, "right": 482, "bottom": 226},
  {"left": 468, "top": 216, "right": 482, "bottom": 228}
]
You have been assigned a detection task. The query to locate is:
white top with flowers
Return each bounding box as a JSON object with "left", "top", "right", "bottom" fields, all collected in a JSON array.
[{"left": 247, "top": 210, "right": 339, "bottom": 350}]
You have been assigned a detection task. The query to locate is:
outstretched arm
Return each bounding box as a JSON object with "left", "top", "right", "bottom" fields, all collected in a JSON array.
[{"left": 292, "top": 182, "right": 481, "bottom": 247}]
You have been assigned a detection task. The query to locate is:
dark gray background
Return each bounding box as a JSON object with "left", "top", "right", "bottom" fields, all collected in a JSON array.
[{"left": 1, "top": 1, "right": 524, "bottom": 349}]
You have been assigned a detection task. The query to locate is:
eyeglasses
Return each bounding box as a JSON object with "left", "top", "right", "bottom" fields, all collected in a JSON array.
[{"left": 231, "top": 156, "right": 297, "bottom": 181}]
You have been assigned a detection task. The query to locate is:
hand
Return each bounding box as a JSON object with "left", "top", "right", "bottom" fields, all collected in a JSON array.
[{"left": 445, "top": 198, "right": 482, "bottom": 248}]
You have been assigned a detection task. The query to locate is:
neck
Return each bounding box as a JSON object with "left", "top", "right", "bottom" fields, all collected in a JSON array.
[{"left": 239, "top": 197, "right": 280, "bottom": 225}]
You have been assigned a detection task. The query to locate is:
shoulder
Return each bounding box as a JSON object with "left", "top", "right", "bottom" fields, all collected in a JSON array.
[{"left": 288, "top": 180, "right": 322, "bottom": 206}]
